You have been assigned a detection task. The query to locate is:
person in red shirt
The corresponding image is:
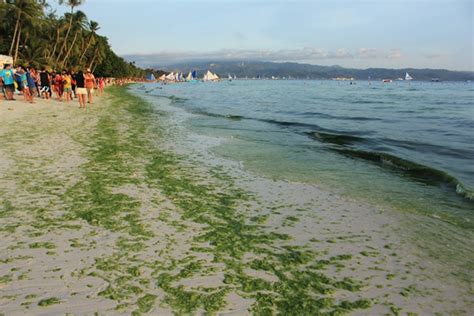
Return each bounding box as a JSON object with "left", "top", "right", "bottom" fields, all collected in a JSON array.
[{"left": 54, "top": 71, "right": 63, "bottom": 101}]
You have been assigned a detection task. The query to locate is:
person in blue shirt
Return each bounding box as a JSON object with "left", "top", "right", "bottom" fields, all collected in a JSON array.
[
  {"left": 15, "top": 66, "right": 31, "bottom": 102},
  {"left": 0, "top": 64, "right": 15, "bottom": 100},
  {"left": 15, "top": 66, "right": 32, "bottom": 103},
  {"left": 26, "top": 67, "right": 37, "bottom": 103}
]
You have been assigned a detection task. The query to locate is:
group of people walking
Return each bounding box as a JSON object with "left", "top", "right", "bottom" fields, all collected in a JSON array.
[{"left": 0, "top": 64, "right": 108, "bottom": 111}]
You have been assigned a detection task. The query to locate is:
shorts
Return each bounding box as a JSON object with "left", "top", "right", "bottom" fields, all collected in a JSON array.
[
  {"left": 40, "top": 86, "right": 50, "bottom": 93},
  {"left": 4, "top": 84, "right": 14, "bottom": 92},
  {"left": 29, "top": 87, "right": 36, "bottom": 95},
  {"left": 64, "top": 87, "right": 71, "bottom": 93},
  {"left": 76, "top": 87, "right": 87, "bottom": 95}
]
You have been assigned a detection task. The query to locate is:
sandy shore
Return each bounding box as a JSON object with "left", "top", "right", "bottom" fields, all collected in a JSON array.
[{"left": 0, "top": 88, "right": 472, "bottom": 315}]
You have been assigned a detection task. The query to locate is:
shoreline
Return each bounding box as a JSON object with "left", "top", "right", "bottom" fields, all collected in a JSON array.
[
  {"left": 0, "top": 87, "right": 472, "bottom": 315},
  {"left": 136, "top": 87, "right": 474, "bottom": 303}
]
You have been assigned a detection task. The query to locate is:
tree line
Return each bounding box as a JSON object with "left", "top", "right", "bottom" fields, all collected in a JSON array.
[{"left": 0, "top": 0, "right": 160, "bottom": 78}]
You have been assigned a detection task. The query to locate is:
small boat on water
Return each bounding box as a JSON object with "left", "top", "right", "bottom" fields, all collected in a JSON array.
[
  {"left": 332, "top": 77, "right": 355, "bottom": 81},
  {"left": 146, "top": 73, "right": 155, "bottom": 81},
  {"left": 186, "top": 72, "right": 193, "bottom": 81},
  {"left": 405, "top": 72, "right": 413, "bottom": 81},
  {"left": 165, "top": 72, "right": 176, "bottom": 81},
  {"left": 382, "top": 79, "right": 392, "bottom": 83},
  {"left": 431, "top": 78, "right": 441, "bottom": 82},
  {"left": 203, "top": 70, "right": 219, "bottom": 82}
]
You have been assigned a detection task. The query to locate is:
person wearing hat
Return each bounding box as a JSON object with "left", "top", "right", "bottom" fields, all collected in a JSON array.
[{"left": 84, "top": 68, "right": 96, "bottom": 104}]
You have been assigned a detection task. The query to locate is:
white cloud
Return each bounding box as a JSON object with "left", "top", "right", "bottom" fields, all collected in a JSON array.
[
  {"left": 356, "top": 48, "right": 379, "bottom": 59},
  {"left": 123, "top": 47, "right": 404, "bottom": 66},
  {"left": 386, "top": 49, "right": 402, "bottom": 59}
]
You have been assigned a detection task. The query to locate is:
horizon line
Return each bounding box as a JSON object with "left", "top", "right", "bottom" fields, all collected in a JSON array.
[{"left": 121, "top": 57, "right": 474, "bottom": 73}]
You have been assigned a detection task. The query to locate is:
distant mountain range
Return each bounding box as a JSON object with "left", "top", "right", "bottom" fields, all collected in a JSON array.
[{"left": 155, "top": 61, "right": 474, "bottom": 81}]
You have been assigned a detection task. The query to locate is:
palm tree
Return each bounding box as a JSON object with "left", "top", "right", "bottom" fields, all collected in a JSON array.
[
  {"left": 19, "top": 36, "right": 48, "bottom": 67},
  {"left": 7, "top": 0, "right": 43, "bottom": 61},
  {"left": 56, "top": 0, "right": 84, "bottom": 63},
  {"left": 79, "top": 20, "right": 99, "bottom": 66},
  {"left": 47, "top": 13, "right": 67, "bottom": 63},
  {"left": 88, "top": 36, "right": 106, "bottom": 70},
  {"left": 60, "top": 10, "right": 87, "bottom": 68},
  {"left": 8, "top": 0, "right": 24, "bottom": 56}
]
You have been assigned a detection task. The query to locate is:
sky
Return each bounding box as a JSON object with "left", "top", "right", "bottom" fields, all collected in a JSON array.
[{"left": 51, "top": 0, "right": 474, "bottom": 70}]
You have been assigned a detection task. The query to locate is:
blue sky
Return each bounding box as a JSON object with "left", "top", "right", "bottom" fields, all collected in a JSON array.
[{"left": 51, "top": 0, "right": 473, "bottom": 70}]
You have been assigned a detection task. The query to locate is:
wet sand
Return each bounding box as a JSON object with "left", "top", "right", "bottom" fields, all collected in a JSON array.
[{"left": 0, "top": 88, "right": 472, "bottom": 315}]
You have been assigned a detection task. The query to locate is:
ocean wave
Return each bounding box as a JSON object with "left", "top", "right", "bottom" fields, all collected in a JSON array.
[
  {"left": 158, "top": 92, "right": 473, "bottom": 201},
  {"left": 334, "top": 148, "right": 473, "bottom": 201},
  {"left": 351, "top": 100, "right": 395, "bottom": 104},
  {"left": 186, "top": 108, "right": 333, "bottom": 132},
  {"left": 308, "top": 131, "right": 366, "bottom": 145},
  {"left": 304, "top": 131, "right": 473, "bottom": 201},
  {"left": 299, "top": 111, "right": 381, "bottom": 121}
]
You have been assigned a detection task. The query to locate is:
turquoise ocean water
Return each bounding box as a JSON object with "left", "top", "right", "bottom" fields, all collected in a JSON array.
[{"left": 135, "top": 80, "right": 474, "bottom": 230}]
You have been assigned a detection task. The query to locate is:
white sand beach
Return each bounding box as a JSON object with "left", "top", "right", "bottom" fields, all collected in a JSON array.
[{"left": 0, "top": 90, "right": 472, "bottom": 315}]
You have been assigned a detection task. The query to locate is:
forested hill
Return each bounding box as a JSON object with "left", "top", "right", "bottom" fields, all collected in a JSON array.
[
  {"left": 0, "top": 0, "right": 152, "bottom": 78},
  {"left": 160, "top": 61, "right": 474, "bottom": 81}
]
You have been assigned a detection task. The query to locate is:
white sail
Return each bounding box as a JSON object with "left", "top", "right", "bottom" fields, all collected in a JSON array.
[
  {"left": 405, "top": 72, "right": 413, "bottom": 80},
  {"left": 186, "top": 72, "right": 193, "bottom": 81},
  {"left": 203, "top": 70, "right": 211, "bottom": 81},
  {"left": 165, "top": 72, "right": 175, "bottom": 81},
  {"left": 203, "top": 70, "right": 219, "bottom": 81},
  {"left": 158, "top": 74, "right": 166, "bottom": 81}
]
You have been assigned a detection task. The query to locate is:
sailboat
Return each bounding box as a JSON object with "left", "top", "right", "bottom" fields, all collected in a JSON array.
[
  {"left": 203, "top": 70, "right": 219, "bottom": 82},
  {"left": 405, "top": 72, "right": 413, "bottom": 81},
  {"left": 165, "top": 72, "right": 176, "bottom": 81},
  {"left": 146, "top": 73, "right": 155, "bottom": 81},
  {"left": 186, "top": 72, "right": 193, "bottom": 81},
  {"left": 228, "top": 74, "right": 232, "bottom": 81}
]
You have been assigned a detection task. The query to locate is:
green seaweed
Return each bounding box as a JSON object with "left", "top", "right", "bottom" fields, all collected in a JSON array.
[
  {"left": 134, "top": 293, "right": 157, "bottom": 314},
  {"left": 38, "top": 297, "right": 61, "bottom": 306},
  {"left": 0, "top": 274, "right": 13, "bottom": 284},
  {"left": 0, "top": 86, "right": 384, "bottom": 315},
  {"left": 28, "top": 242, "right": 56, "bottom": 249},
  {"left": 0, "top": 199, "right": 14, "bottom": 217}
]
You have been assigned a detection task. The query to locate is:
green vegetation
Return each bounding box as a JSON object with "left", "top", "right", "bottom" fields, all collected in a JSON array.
[
  {"left": 0, "top": 86, "right": 399, "bottom": 314},
  {"left": 84, "top": 87, "right": 374, "bottom": 314},
  {"left": 0, "top": 0, "right": 162, "bottom": 78},
  {"left": 28, "top": 242, "right": 56, "bottom": 249},
  {"left": 0, "top": 274, "right": 13, "bottom": 284},
  {"left": 134, "top": 294, "right": 157, "bottom": 314},
  {"left": 0, "top": 199, "right": 14, "bottom": 218},
  {"left": 38, "top": 297, "right": 61, "bottom": 306}
]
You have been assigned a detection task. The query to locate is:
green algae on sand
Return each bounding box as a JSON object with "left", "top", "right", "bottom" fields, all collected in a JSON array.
[
  {"left": 76, "top": 86, "right": 377, "bottom": 314},
  {"left": 0, "top": 86, "right": 405, "bottom": 315}
]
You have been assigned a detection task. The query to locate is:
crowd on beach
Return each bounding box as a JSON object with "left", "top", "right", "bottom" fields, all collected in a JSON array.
[{"left": 0, "top": 63, "right": 113, "bottom": 111}]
